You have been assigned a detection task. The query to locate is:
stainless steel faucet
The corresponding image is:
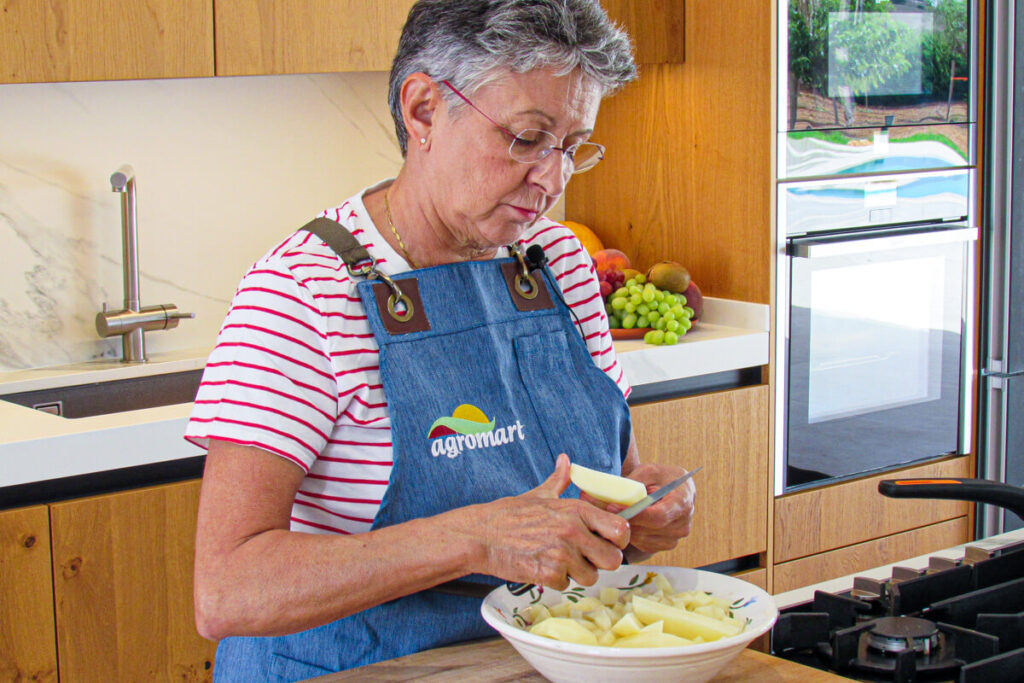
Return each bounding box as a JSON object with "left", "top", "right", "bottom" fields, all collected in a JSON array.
[{"left": 95, "top": 165, "right": 193, "bottom": 362}]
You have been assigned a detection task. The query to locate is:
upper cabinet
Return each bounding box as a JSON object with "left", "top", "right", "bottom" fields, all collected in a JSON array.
[
  {"left": 0, "top": 1, "right": 684, "bottom": 84},
  {"left": 0, "top": 0, "right": 213, "bottom": 83},
  {"left": 214, "top": 0, "right": 417, "bottom": 76}
]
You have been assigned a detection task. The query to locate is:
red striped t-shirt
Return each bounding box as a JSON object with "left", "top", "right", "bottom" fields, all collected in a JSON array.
[{"left": 185, "top": 182, "right": 630, "bottom": 535}]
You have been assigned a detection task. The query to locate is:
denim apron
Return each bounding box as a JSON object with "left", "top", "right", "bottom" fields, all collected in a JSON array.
[{"left": 212, "top": 222, "right": 631, "bottom": 682}]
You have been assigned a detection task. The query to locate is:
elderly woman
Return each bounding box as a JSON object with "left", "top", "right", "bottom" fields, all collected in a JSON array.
[{"left": 188, "top": 0, "right": 696, "bottom": 679}]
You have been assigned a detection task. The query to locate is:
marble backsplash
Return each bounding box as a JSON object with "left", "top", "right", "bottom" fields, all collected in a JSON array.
[{"left": 0, "top": 72, "right": 403, "bottom": 371}]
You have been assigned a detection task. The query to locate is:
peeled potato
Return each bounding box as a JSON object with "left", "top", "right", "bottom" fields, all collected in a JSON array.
[
  {"left": 529, "top": 617, "right": 599, "bottom": 646},
  {"left": 569, "top": 463, "right": 647, "bottom": 506},
  {"left": 632, "top": 595, "right": 743, "bottom": 642}
]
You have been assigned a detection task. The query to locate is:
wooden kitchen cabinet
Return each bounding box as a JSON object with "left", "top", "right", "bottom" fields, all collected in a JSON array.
[
  {"left": 213, "top": 0, "right": 685, "bottom": 77},
  {"left": 774, "top": 456, "right": 973, "bottom": 565},
  {"left": 0, "top": 0, "right": 213, "bottom": 84},
  {"left": 214, "top": 0, "right": 417, "bottom": 76},
  {"left": 773, "top": 517, "right": 971, "bottom": 594},
  {"left": 0, "top": 505, "right": 57, "bottom": 682},
  {"left": 49, "top": 479, "right": 214, "bottom": 682},
  {"left": 632, "top": 385, "right": 770, "bottom": 569}
]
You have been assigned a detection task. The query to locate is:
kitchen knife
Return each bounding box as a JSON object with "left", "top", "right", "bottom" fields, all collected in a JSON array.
[{"left": 616, "top": 466, "right": 702, "bottom": 520}]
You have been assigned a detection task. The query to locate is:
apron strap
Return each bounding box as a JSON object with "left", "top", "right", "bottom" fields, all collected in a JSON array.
[{"left": 300, "top": 217, "right": 374, "bottom": 273}]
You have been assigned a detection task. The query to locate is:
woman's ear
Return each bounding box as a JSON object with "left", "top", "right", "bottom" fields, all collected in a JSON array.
[{"left": 400, "top": 73, "right": 438, "bottom": 148}]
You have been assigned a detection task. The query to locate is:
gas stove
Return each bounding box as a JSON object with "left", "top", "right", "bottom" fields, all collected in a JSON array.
[{"left": 770, "top": 528, "right": 1024, "bottom": 682}]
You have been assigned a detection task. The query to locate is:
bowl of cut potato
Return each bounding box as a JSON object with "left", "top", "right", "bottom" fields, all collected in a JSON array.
[{"left": 480, "top": 565, "right": 778, "bottom": 683}]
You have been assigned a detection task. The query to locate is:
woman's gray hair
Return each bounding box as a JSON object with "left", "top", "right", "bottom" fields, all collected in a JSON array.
[{"left": 388, "top": 0, "right": 637, "bottom": 155}]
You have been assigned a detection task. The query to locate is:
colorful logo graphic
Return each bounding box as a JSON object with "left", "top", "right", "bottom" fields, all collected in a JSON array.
[
  {"left": 427, "top": 403, "right": 526, "bottom": 459},
  {"left": 427, "top": 404, "right": 495, "bottom": 438}
]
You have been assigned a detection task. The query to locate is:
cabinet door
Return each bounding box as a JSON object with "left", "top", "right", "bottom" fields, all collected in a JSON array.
[
  {"left": 631, "top": 385, "right": 769, "bottom": 568},
  {"left": 215, "top": 0, "right": 416, "bottom": 75},
  {"left": 50, "top": 479, "right": 215, "bottom": 682},
  {"left": 0, "top": 505, "right": 57, "bottom": 682},
  {"left": 0, "top": 0, "right": 213, "bottom": 84},
  {"left": 773, "top": 456, "right": 973, "bottom": 564}
]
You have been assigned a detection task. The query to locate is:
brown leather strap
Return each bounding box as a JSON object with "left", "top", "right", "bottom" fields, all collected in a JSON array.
[{"left": 300, "top": 217, "right": 373, "bottom": 270}]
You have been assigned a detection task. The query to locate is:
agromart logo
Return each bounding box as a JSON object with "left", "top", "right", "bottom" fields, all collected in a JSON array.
[{"left": 426, "top": 403, "right": 525, "bottom": 459}]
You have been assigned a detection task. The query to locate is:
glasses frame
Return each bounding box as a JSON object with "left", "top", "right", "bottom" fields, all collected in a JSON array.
[{"left": 439, "top": 79, "right": 605, "bottom": 174}]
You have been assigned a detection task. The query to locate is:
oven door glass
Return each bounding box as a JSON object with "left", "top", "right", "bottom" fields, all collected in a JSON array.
[{"left": 785, "top": 227, "right": 972, "bottom": 490}]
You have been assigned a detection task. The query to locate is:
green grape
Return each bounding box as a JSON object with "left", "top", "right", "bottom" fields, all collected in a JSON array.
[
  {"left": 654, "top": 317, "right": 667, "bottom": 330},
  {"left": 613, "top": 287, "right": 629, "bottom": 299},
  {"left": 657, "top": 302, "right": 670, "bottom": 315},
  {"left": 664, "top": 294, "right": 678, "bottom": 307},
  {"left": 646, "top": 329, "right": 665, "bottom": 345},
  {"left": 669, "top": 304, "right": 685, "bottom": 317},
  {"left": 636, "top": 303, "right": 650, "bottom": 316},
  {"left": 611, "top": 297, "right": 627, "bottom": 311},
  {"left": 663, "top": 330, "right": 679, "bottom": 345},
  {"left": 624, "top": 301, "right": 637, "bottom": 313},
  {"left": 654, "top": 290, "right": 665, "bottom": 302},
  {"left": 641, "top": 288, "right": 656, "bottom": 303},
  {"left": 634, "top": 274, "right": 647, "bottom": 284},
  {"left": 629, "top": 284, "right": 643, "bottom": 296},
  {"left": 629, "top": 293, "right": 643, "bottom": 306},
  {"left": 661, "top": 310, "right": 676, "bottom": 323},
  {"left": 622, "top": 313, "right": 638, "bottom": 329},
  {"left": 625, "top": 278, "right": 637, "bottom": 288},
  {"left": 665, "top": 319, "right": 680, "bottom": 332},
  {"left": 678, "top": 294, "right": 688, "bottom": 306},
  {"left": 609, "top": 314, "right": 621, "bottom": 329},
  {"left": 683, "top": 306, "right": 695, "bottom": 318},
  {"left": 647, "top": 311, "right": 661, "bottom": 326},
  {"left": 680, "top": 317, "right": 692, "bottom": 331}
]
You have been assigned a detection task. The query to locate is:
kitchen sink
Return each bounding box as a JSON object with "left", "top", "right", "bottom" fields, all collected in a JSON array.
[{"left": 0, "top": 369, "right": 204, "bottom": 419}]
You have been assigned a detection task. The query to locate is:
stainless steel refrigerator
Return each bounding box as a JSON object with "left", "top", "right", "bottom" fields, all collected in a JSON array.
[{"left": 979, "top": 0, "right": 1023, "bottom": 535}]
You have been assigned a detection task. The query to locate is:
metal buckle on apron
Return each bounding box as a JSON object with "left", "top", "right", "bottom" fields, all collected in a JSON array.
[
  {"left": 508, "top": 243, "right": 539, "bottom": 301},
  {"left": 371, "top": 269, "right": 415, "bottom": 323}
]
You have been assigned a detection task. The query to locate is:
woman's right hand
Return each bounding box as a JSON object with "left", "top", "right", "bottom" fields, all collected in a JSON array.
[{"left": 462, "top": 453, "right": 630, "bottom": 590}]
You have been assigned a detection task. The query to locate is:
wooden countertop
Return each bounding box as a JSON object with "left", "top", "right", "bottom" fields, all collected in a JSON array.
[{"left": 307, "top": 638, "right": 854, "bottom": 682}]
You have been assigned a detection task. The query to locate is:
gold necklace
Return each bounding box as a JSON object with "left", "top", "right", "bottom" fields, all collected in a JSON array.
[{"left": 383, "top": 187, "right": 418, "bottom": 269}]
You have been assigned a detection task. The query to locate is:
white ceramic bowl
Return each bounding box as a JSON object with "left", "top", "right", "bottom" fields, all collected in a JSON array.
[{"left": 480, "top": 565, "right": 778, "bottom": 683}]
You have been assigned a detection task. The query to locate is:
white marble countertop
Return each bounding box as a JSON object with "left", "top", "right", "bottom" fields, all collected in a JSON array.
[{"left": 0, "top": 298, "right": 769, "bottom": 489}]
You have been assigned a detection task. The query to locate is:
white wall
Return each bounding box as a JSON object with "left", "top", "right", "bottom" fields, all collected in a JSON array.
[{"left": 0, "top": 73, "right": 403, "bottom": 371}]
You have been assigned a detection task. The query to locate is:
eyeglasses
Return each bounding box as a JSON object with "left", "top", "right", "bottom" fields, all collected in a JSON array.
[{"left": 440, "top": 80, "right": 605, "bottom": 174}]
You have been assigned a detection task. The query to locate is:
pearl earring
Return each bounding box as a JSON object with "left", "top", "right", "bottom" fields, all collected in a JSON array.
[{"left": 420, "top": 137, "right": 427, "bottom": 145}]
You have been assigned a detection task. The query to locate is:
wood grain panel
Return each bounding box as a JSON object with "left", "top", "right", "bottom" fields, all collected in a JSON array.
[
  {"left": 773, "top": 517, "right": 971, "bottom": 594},
  {"left": 633, "top": 385, "right": 769, "bottom": 568},
  {"left": 734, "top": 567, "right": 767, "bottom": 592},
  {"left": 601, "top": 0, "right": 685, "bottom": 64},
  {"left": 566, "top": 0, "right": 773, "bottom": 304},
  {"left": 0, "top": 0, "right": 213, "bottom": 83},
  {"left": 215, "top": 0, "right": 417, "bottom": 75},
  {"left": 50, "top": 479, "right": 215, "bottom": 682},
  {"left": 0, "top": 505, "right": 57, "bottom": 682},
  {"left": 774, "top": 456, "right": 973, "bottom": 564}
]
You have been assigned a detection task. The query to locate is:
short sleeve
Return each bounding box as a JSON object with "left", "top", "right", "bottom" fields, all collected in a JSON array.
[{"left": 185, "top": 258, "right": 340, "bottom": 471}]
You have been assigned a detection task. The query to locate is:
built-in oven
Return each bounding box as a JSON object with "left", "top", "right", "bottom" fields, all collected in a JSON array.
[
  {"left": 775, "top": 168, "right": 977, "bottom": 494},
  {"left": 774, "top": 0, "right": 978, "bottom": 494}
]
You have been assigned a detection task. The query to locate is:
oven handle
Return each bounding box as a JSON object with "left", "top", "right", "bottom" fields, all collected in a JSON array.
[{"left": 788, "top": 226, "right": 978, "bottom": 259}]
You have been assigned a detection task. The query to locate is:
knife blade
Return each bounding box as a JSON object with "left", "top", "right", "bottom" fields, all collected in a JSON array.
[{"left": 617, "top": 466, "right": 701, "bottom": 520}]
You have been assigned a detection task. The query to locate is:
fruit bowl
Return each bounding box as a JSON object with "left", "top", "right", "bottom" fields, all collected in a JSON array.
[{"left": 480, "top": 566, "right": 778, "bottom": 683}]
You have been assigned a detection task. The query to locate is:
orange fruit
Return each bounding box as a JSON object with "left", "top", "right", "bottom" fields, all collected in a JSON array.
[{"left": 563, "top": 220, "right": 605, "bottom": 256}]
